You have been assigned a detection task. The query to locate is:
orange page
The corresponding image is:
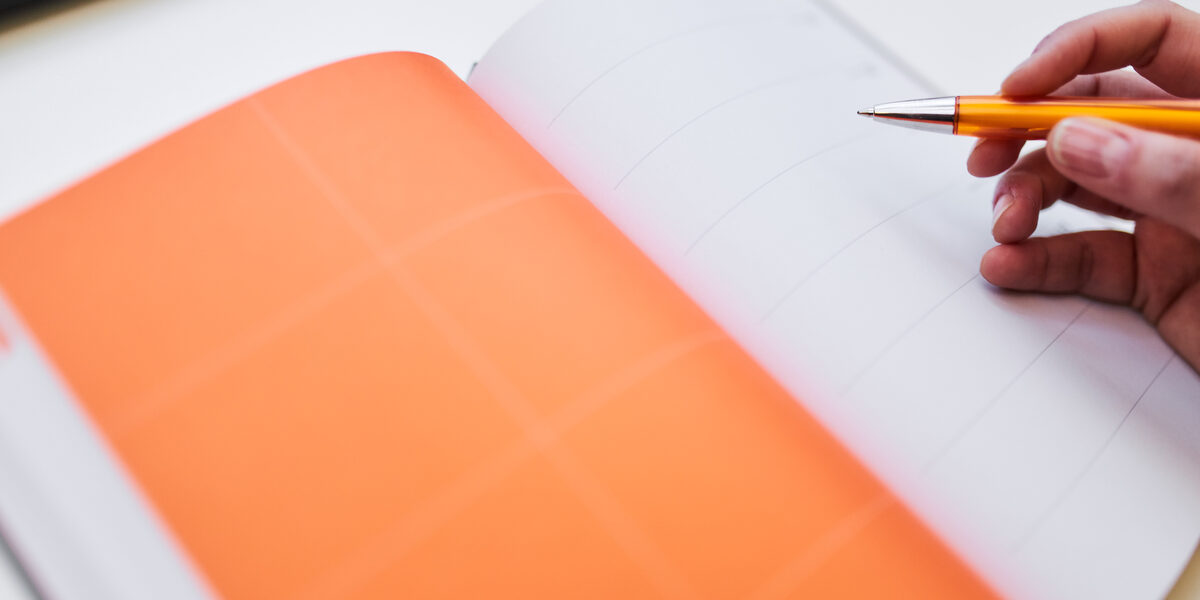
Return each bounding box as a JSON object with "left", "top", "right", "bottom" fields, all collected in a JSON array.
[{"left": 0, "top": 52, "right": 992, "bottom": 599}]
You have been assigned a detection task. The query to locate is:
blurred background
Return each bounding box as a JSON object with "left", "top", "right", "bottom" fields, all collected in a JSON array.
[
  {"left": 2, "top": 0, "right": 1199, "bottom": 598},
  {"left": 7, "top": 0, "right": 1199, "bottom": 223}
]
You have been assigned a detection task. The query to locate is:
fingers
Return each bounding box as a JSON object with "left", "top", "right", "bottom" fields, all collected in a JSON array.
[
  {"left": 1050, "top": 69, "right": 1176, "bottom": 99},
  {"left": 1046, "top": 117, "right": 1200, "bottom": 239},
  {"left": 990, "top": 150, "right": 1068, "bottom": 243},
  {"left": 1002, "top": 0, "right": 1200, "bottom": 97},
  {"left": 968, "top": 139, "right": 1024, "bottom": 177},
  {"left": 983, "top": 225, "right": 1200, "bottom": 371},
  {"left": 990, "top": 148, "right": 1143, "bottom": 243},
  {"left": 980, "top": 230, "right": 1136, "bottom": 304},
  {"left": 1125, "top": 219, "right": 1200, "bottom": 323},
  {"left": 967, "top": 71, "right": 1174, "bottom": 178}
]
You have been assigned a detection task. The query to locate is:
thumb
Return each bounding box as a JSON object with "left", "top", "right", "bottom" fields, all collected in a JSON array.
[{"left": 1047, "top": 117, "right": 1200, "bottom": 239}]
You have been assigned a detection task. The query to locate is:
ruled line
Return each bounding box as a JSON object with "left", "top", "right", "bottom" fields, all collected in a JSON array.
[
  {"left": 546, "top": 14, "right": 809, "bottom": 129},
  {"left": 1010, "top": 355, "right": 1177, "bottom": 552},
  {"left": 760, "top": 181, "right": 957, "bottom": 322},
  {"left": 684, "top": 134, "right": 871, "bottom": 257},
  {"left": 840, "top": 274, "right": 981, "bottom": 397},
  {"left": 922, "top": 302, "right": 1093, "bottom": 472},
  {"left": 612, "top": 75, "right": 812, "bottom": 190}
]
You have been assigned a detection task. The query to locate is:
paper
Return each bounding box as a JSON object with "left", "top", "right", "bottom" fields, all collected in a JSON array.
[
  {"left": 0, "top": 52, "right": 987, "bottom": 599},
  {"left": 469, "top": 1, "right": 1200, "bottom": 597}
]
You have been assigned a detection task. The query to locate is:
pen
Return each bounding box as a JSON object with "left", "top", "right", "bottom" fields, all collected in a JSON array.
[{"left": 857, "top": 96, "right": 1200, "bottom": 140}]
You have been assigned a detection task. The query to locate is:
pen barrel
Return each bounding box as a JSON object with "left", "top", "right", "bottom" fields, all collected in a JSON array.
[{"left": 955, "top": 96, "right": 1200, "bottom": 139}]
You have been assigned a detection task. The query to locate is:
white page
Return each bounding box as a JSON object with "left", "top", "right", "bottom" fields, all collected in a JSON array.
[{"left": 469, "top": 1, "right": 1200, "bottom": 598}]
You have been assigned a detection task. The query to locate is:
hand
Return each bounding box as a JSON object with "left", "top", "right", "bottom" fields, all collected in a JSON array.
[{"left": 968, "top": 0, "right": 1200, "bottom": 372}]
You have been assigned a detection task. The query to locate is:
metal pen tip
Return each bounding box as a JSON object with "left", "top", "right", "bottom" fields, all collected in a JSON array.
[{"left": 857, "top": 107, "right": 874, "bottom": 117}]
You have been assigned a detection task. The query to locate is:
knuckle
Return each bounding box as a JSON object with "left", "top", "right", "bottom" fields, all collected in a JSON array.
[
  {"left": 1107, "top": 137, "right": 1143, "bottom": 196},
  {"left": 997, "top": 170, "right": 1035, "bottom": 201},
  {"left": 1074, "top": 239, "right": 1095, "bottom": 292},
  {"left": 1117, "top": 133, "right": 1200, "bottom": 230},
  {"left": 1049, "top": 117, "right": 1200, "bottom": 226},
  {"left": 1148, "top": 141, "right": 1200, "bottom": 208}
]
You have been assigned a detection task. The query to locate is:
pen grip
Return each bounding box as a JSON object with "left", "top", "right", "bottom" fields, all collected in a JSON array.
[{"left": 955, "top": 96, "right": 1200, "bottom": 140}]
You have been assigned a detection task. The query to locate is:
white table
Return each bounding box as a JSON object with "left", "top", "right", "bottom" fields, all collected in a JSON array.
[{"left": 2, "top": 1, "right": 1197, "bottom": 598}]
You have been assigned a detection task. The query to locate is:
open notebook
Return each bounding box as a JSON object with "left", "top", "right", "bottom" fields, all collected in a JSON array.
[{"left": 1, "top": 0, "right": 1198, "bottom": 598}]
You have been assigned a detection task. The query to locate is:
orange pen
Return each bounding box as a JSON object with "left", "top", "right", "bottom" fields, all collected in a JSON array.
[{"left": 858, "top": 96, "right": 1200, "bottom": 139}]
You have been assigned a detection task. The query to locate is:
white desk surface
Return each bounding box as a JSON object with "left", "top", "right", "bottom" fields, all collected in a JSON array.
[{"left": 1, "top": 1, "right": 1198, "bottom": 599}]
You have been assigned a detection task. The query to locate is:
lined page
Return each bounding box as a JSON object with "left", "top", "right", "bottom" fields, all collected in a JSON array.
[{"left": 469, "top": 1, "right": 1200, "bottom": 598}]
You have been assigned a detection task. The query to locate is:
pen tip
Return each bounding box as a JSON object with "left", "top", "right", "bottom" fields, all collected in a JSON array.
[{"left": 857, "top": 108, "right": 874, "bottom": 117}]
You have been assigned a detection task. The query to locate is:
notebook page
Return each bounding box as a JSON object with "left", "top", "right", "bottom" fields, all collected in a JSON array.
[
  {"left": 468, "top": 1, "right": 1200, "bottom": 598},
  {"left": 0, "top": 53, "right": 992, "bottom": 599}
]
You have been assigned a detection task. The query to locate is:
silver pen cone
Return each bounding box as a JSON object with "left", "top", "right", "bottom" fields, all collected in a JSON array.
[{"left": 858, "top": 96, "right": 956, "bottom": 134}]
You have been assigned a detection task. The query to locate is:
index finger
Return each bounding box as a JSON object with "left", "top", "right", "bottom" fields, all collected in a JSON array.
[{"left": 1002, "top": 0, "right": 1200, "bottom": 97}]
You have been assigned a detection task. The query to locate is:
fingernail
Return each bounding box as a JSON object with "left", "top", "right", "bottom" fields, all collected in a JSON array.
[
  {"left": 1051, "top": 119, "right": 1131, "bottom": 179},
  {"left": 992, "top": 193, "right": 1014, "bottom": 227}
]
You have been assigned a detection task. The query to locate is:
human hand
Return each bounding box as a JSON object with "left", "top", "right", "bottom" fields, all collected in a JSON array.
[{"left": 967, "top": 0, "right": 1200, "bottom": 372}]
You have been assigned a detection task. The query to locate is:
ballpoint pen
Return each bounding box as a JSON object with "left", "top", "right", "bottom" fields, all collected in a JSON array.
[{"left": 858, "top": 96, "right": 1200, "bottom": 139}]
